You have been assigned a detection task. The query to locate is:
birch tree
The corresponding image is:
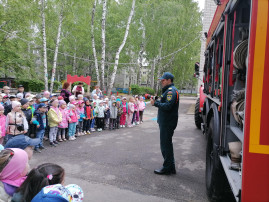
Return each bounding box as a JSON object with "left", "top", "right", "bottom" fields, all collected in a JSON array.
[
  {"left": 50, "top": 4, "right": 64, "bottom": 93},
  {"left": 91, "top": 0, "right": 100, "bottom": 86},
  {"left": 137, "top": 18, "right": 145, "bottom": 86},
  {"left": 107, "top": 0, "right": 136, "bottom": 96},
  {"left": 101, "top": 0, "right": 107, "bottom": 90},
  {"left": 41, "top": 0, "right": 48, "bottom": 91}
]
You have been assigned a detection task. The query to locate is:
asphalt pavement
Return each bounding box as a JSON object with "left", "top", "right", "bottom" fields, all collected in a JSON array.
[{"left": 30, "top": 96, "right": 208, "bottom": 202}]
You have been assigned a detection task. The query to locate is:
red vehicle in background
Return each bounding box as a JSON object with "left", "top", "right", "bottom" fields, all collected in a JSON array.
[{"left": 195, "top": 0, "right": 269, "bottom": 201}]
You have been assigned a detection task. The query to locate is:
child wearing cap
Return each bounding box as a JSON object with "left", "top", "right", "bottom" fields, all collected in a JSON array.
[
  {"left": 32, "top": 183, "right": 83, "bottom": 202},
  {"left": 0, "top": 104, "right": 6, "bottom": 144},
  {"left": 20, "top": 99, "right": 32, "bottom": 136},
  {"left": 95, "top": 101, "right": 106, "bottom": 132},
  {"left": 119, "top": 97, "right": 128, "bottom": 128},
  {"left": 83, "top": 99, "right": 92, "bottom": 135},
  {"left": 58, "top": 101, "right": 68, "bottom": 141},
  {"left": 33, "top": 103, "right": 48, "bottom": 152},
  {"left": 47, "top": 99, "right": 62, "bottom": 147},
  {"left": 76, "top": 100, "right": 85, "bottom": 136},
  {"left": 68, "top": 104, "right": 79, "bottom": 140}
]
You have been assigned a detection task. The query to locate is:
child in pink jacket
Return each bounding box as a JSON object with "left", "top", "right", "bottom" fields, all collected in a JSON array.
[
  {"left": 68, "top": 104, "right": 79, "bottom": 140},
  {"left": 127, "top": 97, "right": 135, "bottom": 128},
  {"left": 138, "top": 96, "right": 146, "bottom": 123},
  {"left": 0, "top": 104, "right": 6, "bottom": 145},
  {"left": 58, "top": 100, "right": 68, "bottom": 141}
]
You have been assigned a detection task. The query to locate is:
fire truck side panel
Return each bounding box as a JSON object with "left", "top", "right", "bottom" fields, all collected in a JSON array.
[{"left": 242, "top": 0, "right": 269, "bottom": 201}]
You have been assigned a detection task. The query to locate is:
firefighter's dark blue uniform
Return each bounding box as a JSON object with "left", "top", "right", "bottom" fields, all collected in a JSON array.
[{"left": 154, "top": 81, "right": 179, "bottom": 172}]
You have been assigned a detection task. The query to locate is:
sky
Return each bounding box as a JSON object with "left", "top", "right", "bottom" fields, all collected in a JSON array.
[{"left": 194, "top": 0, "right": 205, "bottom": 11}]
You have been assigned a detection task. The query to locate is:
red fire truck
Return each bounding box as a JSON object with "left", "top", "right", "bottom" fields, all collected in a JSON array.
[{"left": 195, "top": 0, "right": 269, "bottom": 201}]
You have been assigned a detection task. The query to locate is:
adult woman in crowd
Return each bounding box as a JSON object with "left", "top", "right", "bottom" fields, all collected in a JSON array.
[
  {"left": 60, "top": 82, "right": 72, "bottom": 104},
  {"left": 0, "top": 148, "right": 29, "bottom": 201}
]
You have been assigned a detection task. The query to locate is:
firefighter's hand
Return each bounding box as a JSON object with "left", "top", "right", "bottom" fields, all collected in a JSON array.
[
  {"left": 37, "top": 125, "right": 40, "bottom": 128},
  {"left": 150, "top": 98, "right": 155, "bottom": 106}
]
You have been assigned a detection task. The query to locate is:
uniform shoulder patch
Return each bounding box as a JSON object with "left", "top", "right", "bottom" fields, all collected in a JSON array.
[
  {"left": 167, "top": 91, "right": 173, "bottom": 94},
  {"left": 167, "top": 94, "right": 172, "bottom": 101},
  {"left": 168, "top": 87, "right": 172, "bottom": 90}
]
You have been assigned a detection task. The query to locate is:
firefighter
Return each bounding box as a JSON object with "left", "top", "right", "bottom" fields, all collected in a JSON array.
[{"left": 151, "top": 72, "right": 179, "bottom": 175}]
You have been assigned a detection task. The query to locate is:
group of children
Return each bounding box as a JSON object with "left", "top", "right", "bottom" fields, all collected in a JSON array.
[
  {"left": 0, "top": 88, "right": 146, "bottom": 153},
  {"left": 0, "top": 148, "right": 84, "bottom": 202}
]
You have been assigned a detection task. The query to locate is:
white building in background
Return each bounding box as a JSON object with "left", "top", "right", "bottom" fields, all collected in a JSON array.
[
  {"left": 198, "top": 0, "right": 217, "bottom": 90},
  {"left": 114, "top": 66, "right": 151, "bottom": 89}
]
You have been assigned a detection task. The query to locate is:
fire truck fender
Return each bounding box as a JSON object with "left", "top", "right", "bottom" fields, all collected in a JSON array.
[
  {"left": 203, "top": 98, "right": 211, "bottom": 127},
  {"left": 207, "top": 103, "right": 221, "bottom": 148}
]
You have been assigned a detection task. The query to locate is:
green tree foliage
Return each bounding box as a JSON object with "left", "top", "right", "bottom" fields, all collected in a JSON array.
[{"left": 0, "top": 0, "right": 201, "bottom": 91}]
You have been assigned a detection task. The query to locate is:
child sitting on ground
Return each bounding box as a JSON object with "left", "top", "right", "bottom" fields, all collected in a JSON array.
[{"left": 47, "top": 99, "right": 62, "bottom": 147}]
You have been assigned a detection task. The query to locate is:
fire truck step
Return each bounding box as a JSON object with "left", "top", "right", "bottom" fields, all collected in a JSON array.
[{"left": 220, "top": 155, "right": 242, "bottom": 202}]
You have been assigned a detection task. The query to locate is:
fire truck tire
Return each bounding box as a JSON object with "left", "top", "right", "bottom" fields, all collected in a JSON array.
[
  {"left": 195, "top": 98, "right": 202, "bottom": 129},
  {"left": 206, "top": 116, "right": 233, "bottom": 202}
]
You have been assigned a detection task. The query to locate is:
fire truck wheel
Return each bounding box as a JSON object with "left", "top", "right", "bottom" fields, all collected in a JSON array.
[
  {"left": 206, "top": 117, "right": 232, "bottom": 202},
  {"left": 195, "top": 98, "right": 202, "bottom": 129}
]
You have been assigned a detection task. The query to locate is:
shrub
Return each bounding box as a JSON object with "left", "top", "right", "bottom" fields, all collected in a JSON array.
[
  {"left": 17, "top": 79, "right": 45, "bottom": 93},
  {"left": 29, "top": 79, "right": 44, "bottom": 92},
  {"left": 130, "top": 84, "right": 141, "bottom": 95},
  {"left": 143, "top": 87, "right": 155, "bottom": 95},
  {"left": 130, "top": 85, "right": 154, "bottom": 96}
]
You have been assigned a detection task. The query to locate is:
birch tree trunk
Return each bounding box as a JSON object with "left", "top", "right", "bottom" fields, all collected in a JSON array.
[
  {"left": 137, "top": 44, "right": 144, "bottom": 86},
  {"left": 155, "top": 41, "right": 162, "bottom": 93},
  {"left": 137, "top": 18, "right": 145, "bottom": 86},
  {"left": 91, "top": 0, "right": 100, "bottom": 86},
  {"left": 41, "top": 0, "right": 48, "bottom": 91},
  {"left": 107, "top": 0, "right": 136, "bottom": 96},
  {"left": 50, "top": 6, "right": 64, "bottom": 93},
  {"left": 101, "top": 0, "right": 107, "bottom": 90},
  {"left": 73, "top": 45, "right": 77, "bottom": 74}
]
